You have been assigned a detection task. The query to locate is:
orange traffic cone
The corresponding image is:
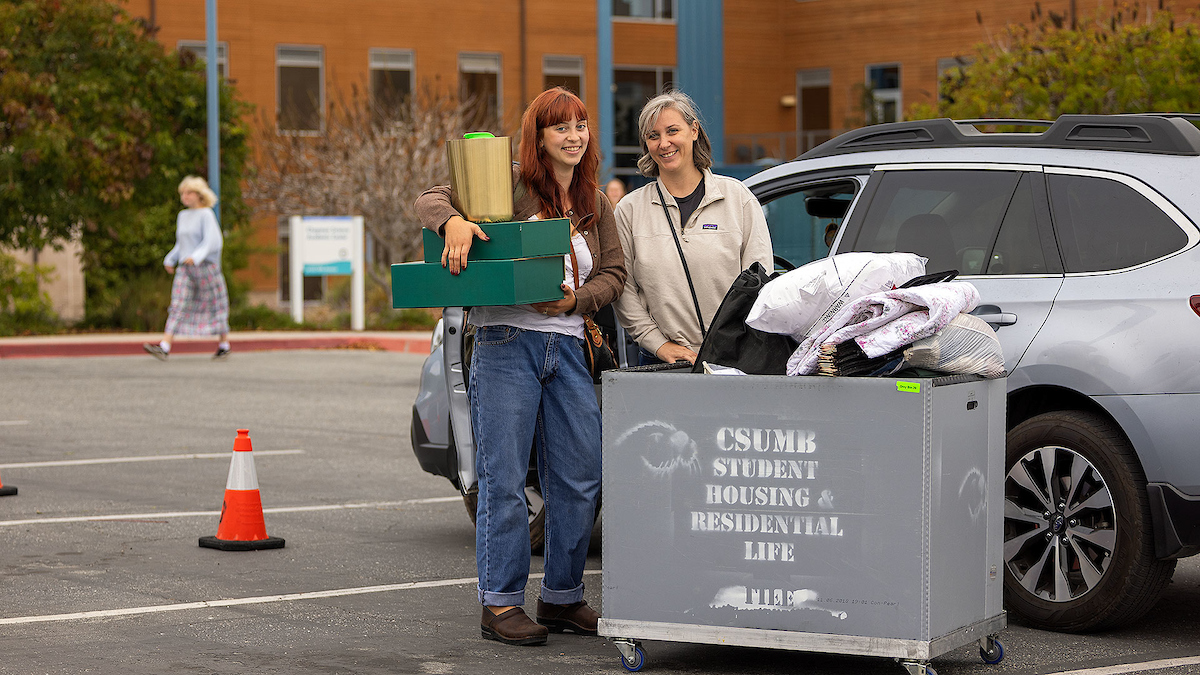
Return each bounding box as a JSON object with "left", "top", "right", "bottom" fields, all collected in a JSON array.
[
  {"left": 199, "top": 429, "right": 285, "bottom": 551},
  {"left": 0, "top": 469, "right": 15, "bottom": 497}
]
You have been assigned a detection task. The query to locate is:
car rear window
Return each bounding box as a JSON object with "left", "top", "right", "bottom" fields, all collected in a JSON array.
[
  {"left": 1046, "top": 173, "right": 1188, "bottom": 273},
  {"left": 847, "top": 169, "right": 1045, "bottom": 275}
]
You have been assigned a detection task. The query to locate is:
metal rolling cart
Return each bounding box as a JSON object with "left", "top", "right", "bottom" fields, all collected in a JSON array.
[{"left": 599, "top": 369, "right": 1008, "bottom": 675}]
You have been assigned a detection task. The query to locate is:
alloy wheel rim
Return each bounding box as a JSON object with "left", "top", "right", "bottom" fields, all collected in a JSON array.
[{"left": 1004, "top": 444, "right": 1117, "bottom": 602}]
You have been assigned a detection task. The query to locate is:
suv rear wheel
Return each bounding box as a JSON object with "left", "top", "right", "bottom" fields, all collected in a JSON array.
[{"left": 1003, "top": 411, "right": 1175, "bottom": 632}]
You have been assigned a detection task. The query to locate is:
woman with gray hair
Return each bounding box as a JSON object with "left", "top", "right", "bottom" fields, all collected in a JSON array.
[
  {"left": 143, "top": 175, "right": 231, "bottom": 360},
  {"left": 612, "top": 90, "right": 773, "bottom": 365}
]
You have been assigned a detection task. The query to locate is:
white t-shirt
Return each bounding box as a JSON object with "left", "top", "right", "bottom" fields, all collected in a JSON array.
[{"left": 468, "top": 232, "right": 592, "bottom": 339}]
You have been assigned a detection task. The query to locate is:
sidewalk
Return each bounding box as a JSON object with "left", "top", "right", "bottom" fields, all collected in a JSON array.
[{"left": 0, "top": 330, "right": 433, "bottom": 359}]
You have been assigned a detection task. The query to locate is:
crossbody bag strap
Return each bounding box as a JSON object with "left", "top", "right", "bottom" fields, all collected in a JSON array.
[
  {"left": 569, "top": 247, "right": 605, "bottom": 347},
  {"left": 654, "top": 183, "right": 707, "bottom": 340}
]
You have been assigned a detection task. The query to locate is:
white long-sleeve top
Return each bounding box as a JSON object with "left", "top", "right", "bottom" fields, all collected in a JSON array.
[{"left": 164, "top": 207, "right": 222, "bottom": 267}]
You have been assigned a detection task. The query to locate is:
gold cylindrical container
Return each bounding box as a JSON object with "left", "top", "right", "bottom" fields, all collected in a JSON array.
[{"left": 447, "top": 133, "right": 513, "bottom": 223}]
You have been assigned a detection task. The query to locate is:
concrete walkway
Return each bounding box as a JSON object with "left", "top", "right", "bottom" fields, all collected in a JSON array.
[{"left": 0, "top": 330, "right": 433, "bottom": 359}]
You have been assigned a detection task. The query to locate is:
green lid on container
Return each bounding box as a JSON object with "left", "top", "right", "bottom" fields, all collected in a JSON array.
[{"left": 463, "top": 132, "right": 496, "bottom": 139}]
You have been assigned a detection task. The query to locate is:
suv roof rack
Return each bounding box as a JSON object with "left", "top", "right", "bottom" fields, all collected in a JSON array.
[{"left": 799, "top": 114, "right": 1200, "bottom": 160}]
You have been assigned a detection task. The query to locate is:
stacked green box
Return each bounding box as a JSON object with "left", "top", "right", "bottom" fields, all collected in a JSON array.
[{"left": 392, "top": 218, "right": 570, "bottom": 308}]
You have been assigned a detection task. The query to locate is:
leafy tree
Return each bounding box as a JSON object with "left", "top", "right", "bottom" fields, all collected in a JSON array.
[
  {"left": 911, "top": 5, "right": 1200, "bottom": 120},
  {"left": 0, "top": 0, "right": 251, "bottom": 326}
]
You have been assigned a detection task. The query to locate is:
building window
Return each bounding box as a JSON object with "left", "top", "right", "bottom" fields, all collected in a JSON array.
[
  {"left": 177, "top": 40, "right": 228, "bottom": 78},
  {"left": 613, "top": 0, "right": 674, "bottom": 20},
  {"left": 277, "top": 46, "right": 324, "bottom": 133},
  {"left": 543, "top": 55, "right": 584, "bottom": 99},
  {"left": 613, "top": 67, "right": 674, "bottom": 177},
  {"left": 866, "top": 63, "right": 901, "bottom": 124},
  {"left": 936, "top": 56, "right": 974, "bottom": 105},
  {"left": 370, "top": 49, "right": 414, "bottom": 124},
  {"left": 459, "top": 52, "right": 501, "bottom": 131}
]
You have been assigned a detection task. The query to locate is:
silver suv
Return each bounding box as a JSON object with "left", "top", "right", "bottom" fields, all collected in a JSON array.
[
  {"left": 746, "top": 114, "right": 1200, "bottom": 632},
  {"left": 410, "top": 114, "right": 1200, "bottom": 633}
]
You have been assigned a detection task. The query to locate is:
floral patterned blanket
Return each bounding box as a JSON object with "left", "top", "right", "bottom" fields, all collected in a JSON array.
[{"left": 786, "top": 282, "right": 980, "bottom": 376}]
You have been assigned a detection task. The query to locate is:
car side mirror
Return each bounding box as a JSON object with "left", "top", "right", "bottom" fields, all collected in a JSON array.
[{"left": 805, "top": 196, "right": 850, "bottom": 219}]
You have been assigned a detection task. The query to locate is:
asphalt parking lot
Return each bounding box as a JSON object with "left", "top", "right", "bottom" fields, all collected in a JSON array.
[{"left": 2, "top": 350, "right": 1199, "bottom": 675}]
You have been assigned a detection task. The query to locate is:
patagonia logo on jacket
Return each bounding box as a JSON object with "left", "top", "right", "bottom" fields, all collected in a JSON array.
[{"left": 702, "top": 223, "right": 719, "bottom": 230}]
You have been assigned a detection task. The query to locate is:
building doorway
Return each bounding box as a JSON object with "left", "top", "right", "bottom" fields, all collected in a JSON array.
[{"left": 797, "top": 68, "right": 832, "bottom": 154}]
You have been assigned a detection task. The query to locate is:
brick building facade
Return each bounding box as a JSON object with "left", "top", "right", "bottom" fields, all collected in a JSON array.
[{"left": 121, "top": 0, "right": 1171, "bottom": 306}]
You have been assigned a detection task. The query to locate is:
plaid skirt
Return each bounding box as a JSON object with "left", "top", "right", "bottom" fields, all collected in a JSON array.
[{"left": 165, "top": 262, "right": 230, "bottom": 336}]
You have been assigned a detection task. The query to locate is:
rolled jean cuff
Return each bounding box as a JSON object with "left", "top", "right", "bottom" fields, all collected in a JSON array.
[
  {"left": 539, "top": 580, "right": 584, "bottom": 605},
  {"left": 479, "top": 587, "right": 526, "bottom": 607}
]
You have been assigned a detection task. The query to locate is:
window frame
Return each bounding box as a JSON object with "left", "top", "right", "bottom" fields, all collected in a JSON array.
[
  {"left": 865, "top": 63, "right": 902, "bottom": 124},
  {"left": 755, "top": 175, "right": 868, "bottom": 269},
  {"left": 612, "top": 0, "right": 675, "bottom": 22},
  {"left": 1044, "top": 166, "right": 1199, "bottom": 275},
  {"left": 611, "top": 65, "right": 676, "bottom": 178},
  {"left": 542, "top": 54, "right": 585, "bottom": 100},
  {"left": 458, "top": 51, "right": 503, "bottom": 127},
  {"left": 177, "top": 40, "right": 229, "bottom": 78},
  {"left": 841, "top": 163, "right": 1064, "bottom": 278},
  {"left": 369, "top": 48, "right": 415, "bottom": 123},
  {"left": 276, "top": 44, "right": 325, "bottom": 135},
  {"left": 935, "top": 56, "right": 973, "bottom": 104}
]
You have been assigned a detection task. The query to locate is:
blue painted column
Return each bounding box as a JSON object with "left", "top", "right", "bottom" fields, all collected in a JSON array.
[
  {"left": 597, "top": 0, "right": 614, "bottom": 181},
  {"left": 676, "top": 0, "right": 724, "bottom": 164},
  {"left": 205, "top": 0, "right": 220, "bottom": 219}
]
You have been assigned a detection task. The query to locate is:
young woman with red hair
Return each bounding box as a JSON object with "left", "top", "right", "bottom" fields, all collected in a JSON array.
[{"left": 416, "top": 87, "right": 625, "bottom": 646}]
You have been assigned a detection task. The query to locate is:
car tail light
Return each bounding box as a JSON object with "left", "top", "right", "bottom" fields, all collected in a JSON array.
[{"left": 1192, "top": 295, "right": 1200, "bottom": 318}]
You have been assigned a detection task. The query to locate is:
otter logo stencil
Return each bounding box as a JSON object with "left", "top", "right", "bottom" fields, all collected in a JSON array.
[{"left": 615, "top": 421, "right": 702, "bottom": 478}]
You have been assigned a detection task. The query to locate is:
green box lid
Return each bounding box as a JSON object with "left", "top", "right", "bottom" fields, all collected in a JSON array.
[{"left": 421, "top": 218, "right": 570, "bottom": 263}]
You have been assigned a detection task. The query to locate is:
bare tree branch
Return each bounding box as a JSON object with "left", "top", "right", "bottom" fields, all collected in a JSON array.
[{"left": 246, "top": 80, "right": 498, "bottom": 295}]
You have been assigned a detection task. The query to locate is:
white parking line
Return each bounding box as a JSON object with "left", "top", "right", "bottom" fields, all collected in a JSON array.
[
  {"left": 0, "top": 570, "right": 602, "bottom": 626},
  {"left": 0, "top": 420, "right": 30, "bottom": 426},
  {"left": 0, "top": 496, "right": 462, "bottom": 527},
  {"left": 1044, "top": 656, "right": 1200, "bottom": 675},
  {"left": 0, "top": 449, "right": 305, "bottom": 469}
]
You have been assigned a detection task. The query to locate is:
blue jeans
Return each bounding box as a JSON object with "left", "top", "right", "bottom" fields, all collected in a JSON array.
[{"left": 469, "top": 325, "right": 601, "bottom": 607}]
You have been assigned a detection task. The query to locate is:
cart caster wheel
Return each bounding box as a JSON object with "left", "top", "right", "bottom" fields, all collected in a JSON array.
[
  {"left": 619, "top": 646, "right": 645, "bottom": 672},
  {"left": 980, "top": 637, "right": 1004, "bottom": 664}
]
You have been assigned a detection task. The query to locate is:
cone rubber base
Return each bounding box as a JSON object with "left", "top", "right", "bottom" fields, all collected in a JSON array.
[
  {"left": 0, "top": 486, "right": 16, "bottom": 497},
  {"left": 199, "top": 535, "right": 285, "bottom": 551}
]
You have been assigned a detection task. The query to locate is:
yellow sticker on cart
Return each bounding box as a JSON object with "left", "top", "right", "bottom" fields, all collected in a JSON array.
[{"left": 897, "top": 381, "right": 921, "bottom": 393}]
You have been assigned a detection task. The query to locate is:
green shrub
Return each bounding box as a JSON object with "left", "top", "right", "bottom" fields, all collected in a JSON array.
[
  {"left": 229, "top": 304, "right": 322, "bottom": 330},
  {"left": 0, "top": 254, "right": 59, "bottom": 336},
  {"left": 369, "top": 308, "right": 438, "bottom": 331}
]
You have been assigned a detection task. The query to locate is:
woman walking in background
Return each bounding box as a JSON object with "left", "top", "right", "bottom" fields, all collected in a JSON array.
[{"left": 143, "top": 176, "right": 231, "bottom": 360}]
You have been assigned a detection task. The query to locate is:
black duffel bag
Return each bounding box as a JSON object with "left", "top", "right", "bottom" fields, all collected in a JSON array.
[{"left": 692, "top": 261, "right": 798, "bottom": 375}]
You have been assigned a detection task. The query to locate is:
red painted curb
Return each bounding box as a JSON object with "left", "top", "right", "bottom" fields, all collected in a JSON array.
[{"left": 0, "top": 336, "right": 431, "bottom": 359}]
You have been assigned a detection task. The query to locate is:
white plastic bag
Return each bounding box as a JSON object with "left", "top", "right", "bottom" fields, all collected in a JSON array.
[
  {"left": 903, "top": 312, "right": 1007, "bottom": 377},
  {"left": 746, "top": 252, "right": 927, "bottom": 341}
]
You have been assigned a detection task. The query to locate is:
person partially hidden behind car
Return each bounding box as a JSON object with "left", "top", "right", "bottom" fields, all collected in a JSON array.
[{"left": 415, "top": 87, "right": 626, "bottom": 646}]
